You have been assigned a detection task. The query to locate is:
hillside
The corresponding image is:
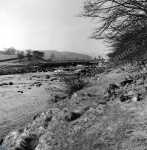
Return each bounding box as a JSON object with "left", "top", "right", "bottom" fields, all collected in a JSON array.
[
  {"left": 0, "top": 50, "right": 92, "bottom": 62},
  {"left": 42, "top": 50, "right": 92, "bottom": 60}
]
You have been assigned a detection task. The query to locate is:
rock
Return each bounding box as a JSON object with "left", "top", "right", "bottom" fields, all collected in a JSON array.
[
  {"left": 108, "top": 84, "right": 119, "bottom": 90},
  {"left": 46, "top": 75, "right": 50, "bottom": 79},
  {"left": 44, "top": 116, "right": 52, "bottom": 123},
  {"left": 18, "top": 91, "right": 23, "bottom": 93},
  {"left": 127, "top": 91, "right": 134, "bottom": 96},
  {"left": 43, "top": 116, "right": 52, "bottom": 128},
  {"left": 3, "top": 83, "right": 8, "bottom": 85},
  {"left": 0, "top": 138, "right": 4, "bottom": 146},
  {"left": 120, "top": 95, "right": 129, "bottom": 102},
  {"left": 65, "top": 107, "right": 90, "bottom": 122},
  {"left": 136, "top": 79, "right": 144, "bottom": 85},
  {"left": 71, "top": 93, "right": 78, "bottom": 98},
  {"left": 120, "top": 79, "right": 133, "bottom": 86},
  {"left": 9, "top": 82, "right": 13, "bottom": 85},
  {"left": 144, "top": 84, "right": 147, "bottom": 92},
  {"left": 50, "top": 77, "right": 58, "bottom": 81},
  {"left": 65, "top": 112, "right": 82, "bottom": 122},
  {"left": 33, "top": 114, "right": 40, "bottom": 120},
  {"left": 51, "top": 94, "right": 67, "bottom": 103},
  {"left": 36, "top": 83, "right": 42, "bottom": 87},
  {"left": 137, "top": 93, "right": 143, "bottom": 101},
  {"left": 132, "top": 96, "right": 138, "bottom": 102},
  {"left": 104, "top": 93, "right": 110, "bottom": 101}
]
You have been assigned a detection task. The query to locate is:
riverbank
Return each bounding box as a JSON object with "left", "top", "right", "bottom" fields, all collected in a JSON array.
[{"left": 3, "top": 67, "right": 147, "bottom": 150}]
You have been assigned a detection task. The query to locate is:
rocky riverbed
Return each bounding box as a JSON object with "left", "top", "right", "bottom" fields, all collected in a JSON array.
[{"left": 0, "top": 71, "right": 64, "bottom": 137}]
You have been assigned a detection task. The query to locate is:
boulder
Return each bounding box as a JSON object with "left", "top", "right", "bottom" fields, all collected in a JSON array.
[
  {"left": 131, "top": 96, "right": 138, "bottom": 102},
  {"left": 65, "top": 112, "right": 81, "bottom": 122},
  {"left": 120, "top": 95, "right": 129, "bottom": 102},
  {"left": 127, "top": 91, "right": 134, "bottom": 96},
  {"left": 50, "top": 77, "right": 58, "bottom": 81},
  {"left": 65, "top": 107, "right": 90, "bottom": 122},
  {"left": 46, "top": 75, "right": 50, "bottom": 79},
  {"left": 9, "top": 82, "right": 13, "bottom": 85},
  {"left": 120, "top": 79, "right": 133, "bottom": 86}
]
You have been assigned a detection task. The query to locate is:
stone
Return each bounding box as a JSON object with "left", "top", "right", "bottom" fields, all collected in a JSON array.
[
  {"left": 46, "top": 75, "right": 50, "bottom": 79},
  {"left": 127, "top": 91, "right": 134, "bottom": 96},
  {"left": 120, "top": 79, "right": 133, "bottom": 86},
  {"left": 136, "top": 79, "right": 144, "bottom": 85},
  {"left": 65, "top": 112, "right": 81, "bottom": 122},
  {"left": 50, "top": 77, "right": 58, "bottom": 81},
  {"left": 132, "top": 96, "right": 138, "bottom": 102},
  {"left": 120, "top": 95, "right": 129, "bottom": 102},
  {"left": 9, "top": 82, "right": 13, "bottom": 85}
]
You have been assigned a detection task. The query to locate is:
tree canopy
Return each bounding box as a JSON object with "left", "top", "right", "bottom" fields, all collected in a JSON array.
[
  {"left": 81, "top": 0, "right": 147, "bottom": 40},
  {"left": 50, "top": 53, "right": 55, "bottom": 60},
  {"left": 26, "top": 49, "right": 33, "bottom": 60},
  {"left": 33, "top": 51, "right": 45, "bottom": 58},
  {"left": 4, "top": 47, "right": 16, "bottom": 55},
  {"left": 17, "top": 51, "right": 24, "bottom": 62},
  {"left": 81, "top": 0, "right": 147, "bottom": 63}
]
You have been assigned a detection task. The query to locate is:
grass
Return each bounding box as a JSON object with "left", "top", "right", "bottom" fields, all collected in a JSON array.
[{"left": 0, "top": 54, "right": 17, "bottom": 60}]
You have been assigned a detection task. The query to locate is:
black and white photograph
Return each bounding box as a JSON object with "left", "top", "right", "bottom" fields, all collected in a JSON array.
[{"left": 0, "top": 0, "right": 147, "bottom": 150}]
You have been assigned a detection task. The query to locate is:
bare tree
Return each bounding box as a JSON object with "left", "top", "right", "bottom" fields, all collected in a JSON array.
[
  {"left": 39, "top": 51, "right": 45, "bottom": 58},
  {"left": 17, "top": 51, "right": 24, "bottom": 62},
  {"left": 26, "top": 49, "right": 32, "bottom": 60},
  {"left": 80, "top": 0, "right": 147, "bottom": 40},
  {"left": 33, "top": 51, "right": 45, "bottom": 59},
  {"left": 50, "top": 53, "right": 55, "bottom": 60}
]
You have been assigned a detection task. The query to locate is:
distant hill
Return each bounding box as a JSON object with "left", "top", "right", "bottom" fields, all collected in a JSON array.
[
  {"left": 0, "top": 50, "right": 92, "bottom": 62},
  {"left": 41, "top": 50, "right": 92, "bottom": 60}
]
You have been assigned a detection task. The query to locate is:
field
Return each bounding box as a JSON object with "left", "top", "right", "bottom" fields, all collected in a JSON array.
[{"left": 0, "top": 54, "right": 17, "bottom": 60}]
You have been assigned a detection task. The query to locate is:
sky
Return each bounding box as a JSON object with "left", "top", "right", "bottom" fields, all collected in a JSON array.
[{"left": 0, "top": 0, "right": 107, "bottom": 57}]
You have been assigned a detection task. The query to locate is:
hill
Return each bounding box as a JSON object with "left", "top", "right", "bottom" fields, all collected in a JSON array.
[
  {"left": 41, "top": 50, "right": 92, "bottom": 60},
  {"left": 0, "top": 50, "right": 92, "bottom": 62}
]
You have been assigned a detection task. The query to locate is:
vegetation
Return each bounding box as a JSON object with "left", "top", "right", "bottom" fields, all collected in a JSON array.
[
  {"left": 50, "top": 53, "right": 55, "bottom": 61},
  {"left": 4, "top": 47, "right": 16, "bottom": 55},
  {"left": 81, "top": 0, "right": 147, "bottom": 64},
  {"left": 26, "top": 49, "right": 32, "bottom": 60},
  {"left": 17, "top": 51, "right": 24, "bottom": 62},
  {"left": 107, "top": 26, "right": 147, "bottom": 64},
  {"left": 33, "top": 51, "right": 45, "bottom": 59},
  {"left": 62, "top": 75, "right": 88, "bottom": 97}
]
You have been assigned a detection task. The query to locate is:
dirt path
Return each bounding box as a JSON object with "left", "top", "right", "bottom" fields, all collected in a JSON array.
[{"left": 0, "top": 72, "right": 59, "bottom": 136}]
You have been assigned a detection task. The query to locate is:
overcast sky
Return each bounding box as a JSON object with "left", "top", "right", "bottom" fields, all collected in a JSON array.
[{"left": 0, "top": 0, "right": 107, "bottom": 57}]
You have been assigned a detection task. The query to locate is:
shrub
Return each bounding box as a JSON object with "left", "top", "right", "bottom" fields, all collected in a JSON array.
[{"left": 62, "top": 75, "right": 88, "bottom": 97}]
